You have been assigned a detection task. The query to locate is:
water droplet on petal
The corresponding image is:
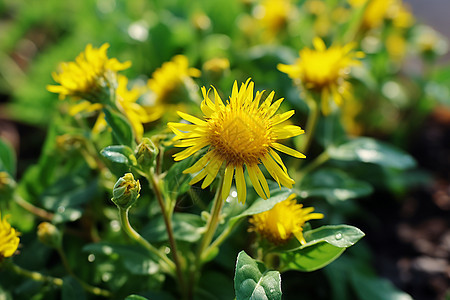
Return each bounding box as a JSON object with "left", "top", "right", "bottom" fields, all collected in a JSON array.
[{"left": 335, "top": 232, "right": 342, "bottom": 240}]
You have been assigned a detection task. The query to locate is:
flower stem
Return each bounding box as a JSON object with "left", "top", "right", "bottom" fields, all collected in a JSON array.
[
  {"left": 14, "top": 194, "right": 54, "bottom": 221},
  {"left": 297, "top": 151, "right": 330, "bottom": 183},
  {"left": 301, "top": 95, "right": 320, "bottom": 155},
  {"left": 118, "top": 207, "right": 175, "bottom": 274},
  {"left": 147, "top": 173, "right": 187, "bottom": 297},
  {"left": 55, "top": 247, "right": 112, "bottom": 297},
  {"left": 203, "top": 216, "right": 242, "bottom": 260},
  {"left": 7, "top": 260, "right": 63, "bottom": 286},
  {"left": 198, "top": 176, "right": 224, "bottom": 261},
  {"left": 188, "top": 175, "right": 225, "bottom": 298}
]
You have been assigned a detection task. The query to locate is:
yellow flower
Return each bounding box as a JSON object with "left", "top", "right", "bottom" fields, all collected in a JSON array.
[
  {"left": 253, "top": 0, "right": 294, "bottom": 40},
  {"left": 203, "top": 57, "right": 230, "bottom": 81},
  {"left": 147, "top": 55, "right": 201, "bottom": 104},
  {"left": 168, "top": 79, "right": 305, "bottom": 204},
  {"left": 69, "top": 75, "right": 157, "bottom": 141},
  {"left": 115, "top": 75, "right": 160, "bottom": 140},
  {"left": 386, "top": 33, "right": 407, "bottom": 62},
  {"left": 278, "top": 37, "right": 363, "bottom": 115},
  {"left": 350, "top": 0, "right": 413, "bottom": 30},
  {"left": 47, "top": 43, "right": 131, "bottom": 100},
  {"left": 0, "top": 212, "right": 20, "bottom": 258},
  {"left": 249, "top": 194, "right": 324, "bottom": 245}
]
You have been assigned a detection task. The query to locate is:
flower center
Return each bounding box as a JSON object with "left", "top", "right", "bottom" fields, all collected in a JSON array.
[
  {"left": 208, "top": 107, "right": 272, "bottom": 165},
  {"left": 301, "top": 49, "right": 346, "bottom": 88}
]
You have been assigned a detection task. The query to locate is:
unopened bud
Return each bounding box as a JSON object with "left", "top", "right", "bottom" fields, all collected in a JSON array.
[
  {"left": 0, "top": 172, "right": 15, "bottom": 198},
  {"left": 37, "top": 222, "right": 62, "bottom": 248},
  {"left": 112, "top": 173, "right": 141, "bottom": 209},
  {"left": 135, "top": 138, "right": 158, "bottom": 171}
]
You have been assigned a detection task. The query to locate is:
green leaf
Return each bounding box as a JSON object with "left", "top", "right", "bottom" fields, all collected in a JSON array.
[
  {"left": 62, "top": 276, "right": 87, "bottom": 300},
  {"left": 279, "top": 225, "right": 365, "bottom": 272},
  {"left": 163, "top": 154, "right": 198, "bottom": 201},
  {"left": 234, "top": 251, "right": 282, "bottom": 300},
  {"left": 0, "top": 138, "right": 16, "bottom": 176},
  {"left": 103, "top": 107, "right": 135, "bottom": 147},
  {"left": 101, "top": 145, "right": 136, "bottom": 166},
  {"left": 125, "top": 295, "right": 149, "bottom": 300},
  {"left": 298, "top": 168, "right": 373, "bottom": 202},
  {"left": 328, "top": 137, "right": 416, "bottom": 169},
  {"left": 350, "top": 273, "right": 413, "bottom": 300},
  {"left": 280, "top": 243, "right": 345, "bottom": 272},
  {"left": 39, "top": 173, "right": 98, "bottom": 224},
  {"left": 142, "top": 213, "right": 205, "bottom": 243},
  {"left": 83, "top": 243, "right": 159, "bottom": 275},
  {"left": 303, "top": 225, "right": 365, "bottom": 248},
  {"left": 229, "top": 189, "right": 293, "bottom": 228}
]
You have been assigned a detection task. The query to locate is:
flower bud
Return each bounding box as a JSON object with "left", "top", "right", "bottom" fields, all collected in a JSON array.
[
  {"left": 111, "top": 173, "right": 141, "bottom": 209},
  {"left": 37, "top": 222, "right": 62, "bottom": 248},
  {"left": 135, "top": 138, "right": 158, "bottom": 171},
  {"left": 0, "top": 172, "right": 16, "bottom": 196}
]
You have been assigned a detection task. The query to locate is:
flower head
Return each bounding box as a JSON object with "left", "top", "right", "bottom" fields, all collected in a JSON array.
[
  {"left": 69, "top": 75, "right": 157, "bottom": 141},
  {"left": 168, "top": 79, "right": 305, "bottom": 204},
  {"left": 249, "top": 194, "right": 323, "bottom": 245},
  {"left": 47, "top": 43, "right": 131, "bottom": 101},
  {"left": 278, "top": 37, "right": 363, "bottom": 115},
  {"left": 0, "top": 211, "right": 20, "bottom": 258},
  {"left": 147, "top": 55, "right": 201, "bottom": 104},
  {"left": 349, "top": 0, "right": 413, "bottom": 30},
  {"left": 253, "top": 0, "right": 294, "bottom": 40}
]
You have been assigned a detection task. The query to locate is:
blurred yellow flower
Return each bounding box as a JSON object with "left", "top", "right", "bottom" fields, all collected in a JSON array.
[
  {"left": 203, "top": 57, "right": 230, "bottom": 80},
  {"left": 386, "top": 33, "right": 407, "bottom": 62},
  {"left": 249, "top": 194, "right": 324, "bottom": 245},
  {"left": 349, "top": 0, "right": 413, "bottom": 30},
  {"left": 0, "top": 212, "right": 20, "bottom": 258},
  {"left": 253, "top": 0, "right": 294, "bottom": 40},
  {"left": 70, "top": 75, "right": 158, "bottom": 141},
  {"left": 168, "top": 79, "right": 305, "bottom": 204},
  {"left": 47, "top": 43, "right": 131, "bottom": 100},
  {"left": 391, "top": 2, "right": 414, "bottom": 29},
  {"left": 278, "top": 37, "right": 363, "bottom": 115},
  {"left": 147, "top": 55, "right": 201, "bottom": 104}
]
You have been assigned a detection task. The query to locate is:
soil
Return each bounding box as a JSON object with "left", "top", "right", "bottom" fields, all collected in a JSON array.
[{"left": 365, "top": 108, "right": 450, "bottom": 300}]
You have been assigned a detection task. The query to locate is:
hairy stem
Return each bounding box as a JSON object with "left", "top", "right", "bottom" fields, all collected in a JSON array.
[
  {"left": 118, "top": 208, "right": 175, "bottom": 274},
  {"left": 188, "top": 176, "right": 225, "bottom": 299},
  {"left": 147, "top": 173, "right": 187, "bottom": 298}
]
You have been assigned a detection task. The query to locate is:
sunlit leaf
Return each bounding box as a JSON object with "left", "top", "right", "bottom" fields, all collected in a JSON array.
[
  {"left": 83, "top": 243, "right": 159, "bottom": 275},
  {"left": 279, "top": 225, "right": 365, "bottom": 272},
  {"left": 298, "top": 168, "right": 373, "bottom": 202},
  {"left": 103, "top": 108, "right": 135, "bottom": 147},
  {"left": 101, "top": 145, "right": 136, "bottom": 166},
  {"left": 328, "top": 138, "right": 416, "bottom": 169},
  {"left": 228, "top": 189, "right": 293, "bottom": 228},
  {"left": 234, "top": 251, "right": 282, "bottom": 300}
]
